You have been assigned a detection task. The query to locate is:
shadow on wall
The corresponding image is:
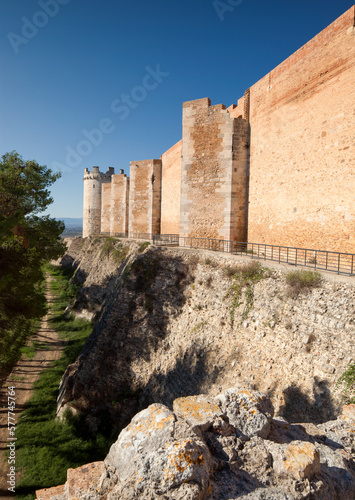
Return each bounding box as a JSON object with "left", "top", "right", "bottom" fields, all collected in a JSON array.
[{"left": 141, "top": 339, "right": 221, "bottom": 409}]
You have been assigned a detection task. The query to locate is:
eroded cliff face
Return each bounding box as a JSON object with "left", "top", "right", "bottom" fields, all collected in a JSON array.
[{"left": 56, "top": 236, "right": 354, "bottom": 436}]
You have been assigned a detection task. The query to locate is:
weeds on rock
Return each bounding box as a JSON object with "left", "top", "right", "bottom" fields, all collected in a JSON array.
[
  {"left": 138, "top": 241, "right": 151, "bottom": 253},
  {"left": 100, "top": 238, "right": 129, "bottom": 266},
  {"left": 285, "top": 270, "right": 322, "bottom": 298},
  {"left": 227, "top": 261, "right": 269, "bottom": 325},
  {"left": 337, "top": 363, "right": 355, "bottom": 404}
]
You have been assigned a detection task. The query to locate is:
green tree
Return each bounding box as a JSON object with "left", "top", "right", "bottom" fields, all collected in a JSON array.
[{"left": 0, "top": 151, "right": 66, "bottom": 371}]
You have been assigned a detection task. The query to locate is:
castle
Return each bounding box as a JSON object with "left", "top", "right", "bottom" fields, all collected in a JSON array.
[{"left": 83, "top": 6, "right": 355, "bottom": 254}]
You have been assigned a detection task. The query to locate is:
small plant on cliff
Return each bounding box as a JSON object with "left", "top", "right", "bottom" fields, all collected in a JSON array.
[
  {"left": 138, "top": 241, "right": 150, "bottom": 253},
  {"left": 100, "top": 237, "right": 117, "bottom": 257},
  {"left": 337, "top": 363, "right": 355, "bottom": 404},
  {"left": 100, "top": 238, "right": 128, "bottom": 266},
  {"left": 227, "top": 261, "right": 269, "bottom": 325},
  {"left": 285, "top": 269, "right": 322, "bottom": 298}
]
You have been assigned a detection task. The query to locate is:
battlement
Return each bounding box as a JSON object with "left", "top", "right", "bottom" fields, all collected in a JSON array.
[{"left": 83, "top": 166, "right": 115, "bottom": 181}]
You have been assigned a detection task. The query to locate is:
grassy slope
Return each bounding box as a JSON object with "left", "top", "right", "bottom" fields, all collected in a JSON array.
[{"left": 15, "top": 265, "right": 111, "bottom": 499}]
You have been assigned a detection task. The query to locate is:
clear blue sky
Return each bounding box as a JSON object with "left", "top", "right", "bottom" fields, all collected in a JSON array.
[{"left": 0, "top": 0, "right": 353, "bottom": 218}]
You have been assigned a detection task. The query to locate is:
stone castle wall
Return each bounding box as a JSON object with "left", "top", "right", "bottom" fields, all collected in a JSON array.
[
  {"left": 82, "top": 6, "right": 354, "bottom": 254},
  {"left": 101, "top": 183, "right": 112, "bottom": 234},
  {"left": 128, "top": 160, "right": 162, "bottom": 235},
  {"left": 160, "top": 140, "right": 182, "bottom": 235},
  {"left": 247, "top": 5, "right": 355, "bottom": 253},
  {"left": 180, "top": 98, "right": 249, "bottom": 240},
  {"left": 110, "top": 171, "right": 129, "bottom": 235}
]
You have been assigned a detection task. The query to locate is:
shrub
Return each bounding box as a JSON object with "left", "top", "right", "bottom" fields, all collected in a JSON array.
[
  {"left": 337, "top": 363, "right": 355, "bottom": 404},
  {"left": 285, "top": 269, "right": 322, "bottom": 298}
]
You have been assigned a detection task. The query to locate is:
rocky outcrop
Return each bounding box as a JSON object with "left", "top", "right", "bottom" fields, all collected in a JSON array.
[
  {"left": 56, "top": 236, "right": 354, "bottom": 431},
  {"left": 37, "top": 388, "right": 355, "bottom": 499}
]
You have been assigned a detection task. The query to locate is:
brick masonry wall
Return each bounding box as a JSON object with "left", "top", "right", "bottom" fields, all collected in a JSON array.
[
  {"left": 180, "top": 98, "right": 249, "bottom": 241},
  {"left": 110, "top": 173, "right": 129, "bottom": 235},
  {"left": 247, "top": 6, "right": 355, "bottom": 253},
  {"left": 161, "top": 140, "right": 182, "bottom": 234},
  {"left": 128, "top": 160, "right": 162, "bottom": 235}
]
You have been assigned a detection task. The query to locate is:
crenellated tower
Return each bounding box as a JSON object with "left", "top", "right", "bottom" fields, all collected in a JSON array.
[{"left": 83, "top": 166, "right": 114, "bottom": 237}]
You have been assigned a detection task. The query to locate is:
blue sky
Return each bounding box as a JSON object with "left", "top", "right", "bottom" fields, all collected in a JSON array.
[{"left": 0, "top": 0, "right": 353, "bottom": 218}]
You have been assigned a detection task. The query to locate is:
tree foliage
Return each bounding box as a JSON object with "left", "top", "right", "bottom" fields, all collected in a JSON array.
[{"left": 0, "top": 151, "right": 66, "bottom": 371}]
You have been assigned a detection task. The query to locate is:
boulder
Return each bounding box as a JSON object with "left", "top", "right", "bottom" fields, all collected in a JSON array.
[
  {"left": 36, "top": 387, "right": 355, "bottom": 500},
  {"left": 105, "top": 402, "right": 213, "bottom": 498},
  {"left": 215, "top": 387, "right": 274, "bottom": 438}
]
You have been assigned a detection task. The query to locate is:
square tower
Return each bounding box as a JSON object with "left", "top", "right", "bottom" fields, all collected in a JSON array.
[{"left": 128, "top": 160, "right": 162, "bottom": 236}]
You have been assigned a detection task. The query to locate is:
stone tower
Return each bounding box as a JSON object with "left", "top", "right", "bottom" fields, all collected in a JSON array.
[{"left": 83, "top": 166, "right": 114, "bottom": 237}]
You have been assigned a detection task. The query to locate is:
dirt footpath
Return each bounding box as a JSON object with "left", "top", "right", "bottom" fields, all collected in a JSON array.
[{"left": 0, "top": 275, "right": 65, "bottom": 498}]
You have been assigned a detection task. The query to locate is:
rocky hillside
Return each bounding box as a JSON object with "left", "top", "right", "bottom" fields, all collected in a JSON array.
[
  {"left": 56, "top": 236, "right": 354, "bottom": 436},
  {"left": 38, "top": 387, "right": 355, "bottom": 499}
]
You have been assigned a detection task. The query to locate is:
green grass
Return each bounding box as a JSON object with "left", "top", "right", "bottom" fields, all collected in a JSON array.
[
  {"left": 15, "top": 264, "right": 112, "bottom": 498},
  {"left": 19, "top": 345, "right": 36, "bottom": 360}
]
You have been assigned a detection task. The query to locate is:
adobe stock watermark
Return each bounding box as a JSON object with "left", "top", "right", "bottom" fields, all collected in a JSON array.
[
  {"left": 7, "top": 0, "right": 71, "bottom": 54},
  {"left": 213, "top": 0, "right": 243, "bottom": 22},
  {"left": 52, "top": 65, "right": 170, "bottom": 174}
]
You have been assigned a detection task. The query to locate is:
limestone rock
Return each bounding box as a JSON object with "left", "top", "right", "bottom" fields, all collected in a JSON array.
[
  {"left": 67, "top": 461, "right": 106, "bottom": 499},
  {"left": 215, "top": 387, "right": 274, "bottom": 438},
  {"left": 36, "top": 484, "right": 67, "bottom": 500},
  {"left": 342, "top": 404, "right": 355, "bottom": 423},
  {"left": 36, "top": 388, "right": 355, "bottom": 500},
  {"left": 105, "top": 403, "right": 176, "bottom": 481},
  {"left": 105, "top": 402, "right": 213, "bottom": 498},
  {"left": 270, "top": 441, "right": 320, "bottom": 480},
  {"left": 173, "top": 394, "right": 222, "bottom": 431}
]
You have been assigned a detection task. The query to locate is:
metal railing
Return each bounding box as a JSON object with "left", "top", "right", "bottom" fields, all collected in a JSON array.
[{"left": 98, "top": 233, "right": 354, "bottom": 276}]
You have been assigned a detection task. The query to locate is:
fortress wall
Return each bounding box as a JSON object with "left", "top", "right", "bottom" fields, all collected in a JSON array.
[
  {"left": 110, "top": 173, "right": 129, "bottom": 235},
  {"left": 180, "top": 98, "right": 249, "bottom": 240},
  {"left": 129, "top": 160, "right": 162, "bottom": 236},
  {"left": 230, "top": 118, "right": 250, "bottom": 242},
  {"left": 228, "top": 95, "right": 245, "bottom": 119},
  {"left": 101, "top": 183, "right": 112, "bottom": 234},
  {"left": 247, "top": 6, "right": 355, "bottom": 253},
  {"left": 161, "top": 140, "right": 182, "bottom": 234}
]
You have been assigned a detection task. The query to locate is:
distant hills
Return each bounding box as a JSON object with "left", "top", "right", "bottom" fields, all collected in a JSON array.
[
  {"left": 57, "top": 218, "right": 83, "bottom": 228},
  {"left": 57, "top": 218, "right": 83, "bottom": 237}
]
